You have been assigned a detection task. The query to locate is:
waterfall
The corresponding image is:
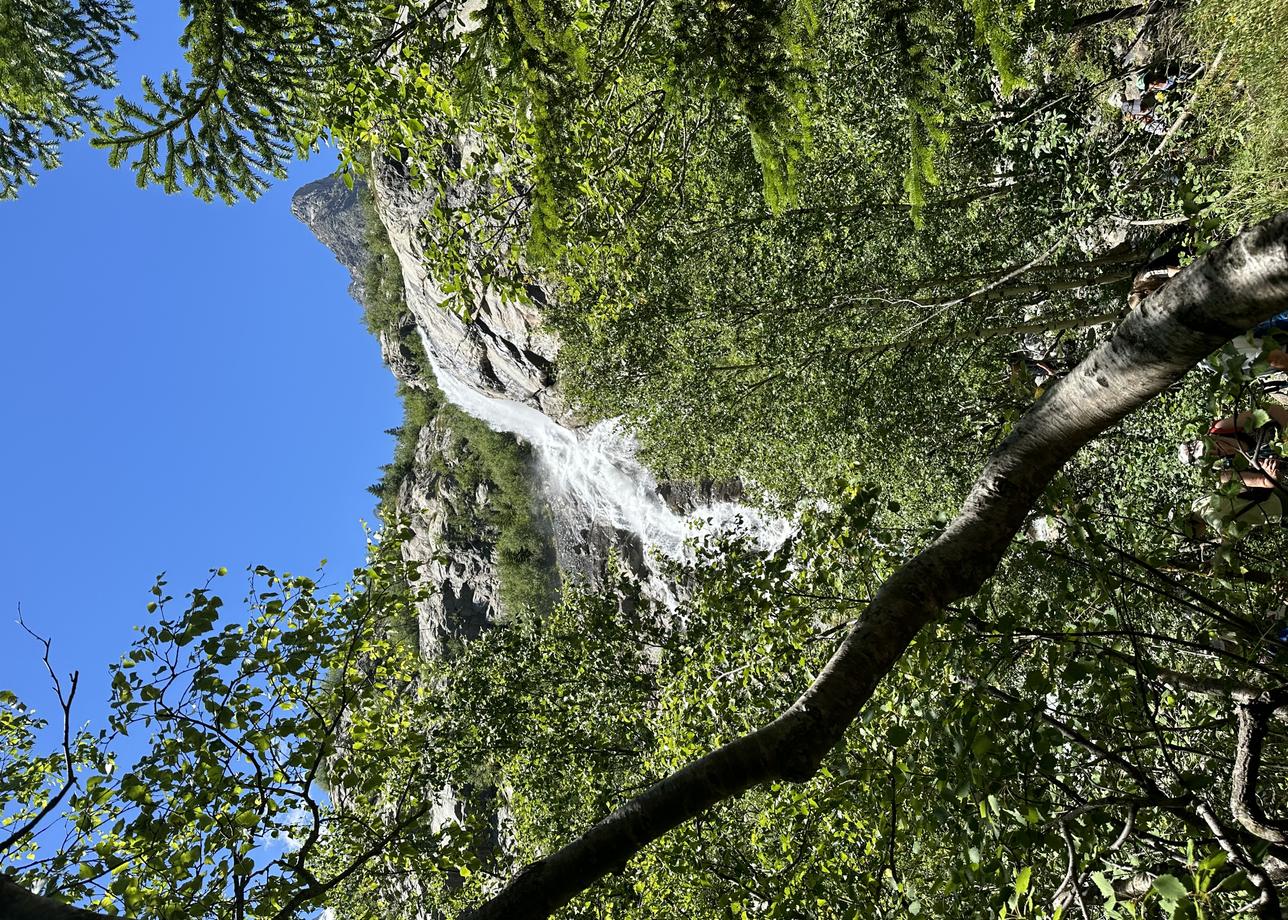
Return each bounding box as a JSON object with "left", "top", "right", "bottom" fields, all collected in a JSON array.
[{"left": 422, "top": 334, "right": 789, "bottom": 582}]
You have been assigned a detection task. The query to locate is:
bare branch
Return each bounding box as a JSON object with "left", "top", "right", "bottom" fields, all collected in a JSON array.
[
  {"left": 1196, "top": 801, "right": 1282, "bottom": 920},
  {"left": 1, "top": 612, "right": 81, "bottom": 855}
]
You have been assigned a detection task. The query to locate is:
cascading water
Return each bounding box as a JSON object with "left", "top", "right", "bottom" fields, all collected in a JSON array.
[{"left": 422, "top": 333, "right": 789, "bottom": 595}]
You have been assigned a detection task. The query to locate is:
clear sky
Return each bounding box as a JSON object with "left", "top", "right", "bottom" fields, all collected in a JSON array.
[{"left": 0, "top": 2, "right": 401, "bottom": 731}]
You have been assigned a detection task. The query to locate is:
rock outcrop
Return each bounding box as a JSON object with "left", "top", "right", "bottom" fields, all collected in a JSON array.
[
  {"left": 397, "top": 418, "right": 507, "bottom": 653},
  {"left": 293, "top": 171, "right": 514, "bottom": 653},
  {"left": 291, "top": 174, "right": 369, "bottom": 303},
  {"left": 368, "top": 155, "right": 569, "bottom": 421},
  {"left": 292, "top": 156, "right": 769, "bottom": 667}
]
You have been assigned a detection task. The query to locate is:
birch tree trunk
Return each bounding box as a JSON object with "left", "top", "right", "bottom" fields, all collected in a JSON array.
[{"left": 461, "top": 210, "right": 1288, "bottom": 920}]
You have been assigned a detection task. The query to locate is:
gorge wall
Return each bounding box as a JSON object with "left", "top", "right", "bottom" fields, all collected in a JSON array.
[
  {"left": 294, "top": 166, "right": 548, "bottom": 654},
  {"left": 292, "top": 156, "right": 788, "bottom": 889},
  {"left": 292, "top": 161, "right": 738, "bottom": 653}
]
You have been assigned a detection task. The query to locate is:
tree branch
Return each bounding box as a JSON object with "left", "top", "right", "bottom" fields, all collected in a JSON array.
[
  {"left": 0, "top": 876, "right": 113, "bottom": 920},
  {"left": 1, "top": 615, "right": 81, "bottom": 856},
  {"left": 461, "top": 211, "right": 1288, "bottom": 919},
  {"left": 1058, "top": 0, "right": 1187, "bottom": 32},
  {"left": 1230, "top": 690, "right": 1288, "bottom": 846},
  {"left": 1196, "top": 801, "right": 1282, "bottom": 920}
]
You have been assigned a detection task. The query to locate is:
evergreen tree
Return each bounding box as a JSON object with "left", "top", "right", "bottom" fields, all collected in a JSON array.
[
  {"left": 0, "top": 0, "right": 133, "bottom": 197},
  {"left": 93, "top": 0, "right": 351, "bottom": 202}
]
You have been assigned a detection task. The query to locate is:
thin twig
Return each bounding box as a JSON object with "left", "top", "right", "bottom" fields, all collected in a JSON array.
[{"left": 0, "top": 610, "right": 81, "bottom": 855}]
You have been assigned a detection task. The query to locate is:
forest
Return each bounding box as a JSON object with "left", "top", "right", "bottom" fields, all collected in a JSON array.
[{"left": 4, "top": 0, "right": 1288, "bottom": 917}]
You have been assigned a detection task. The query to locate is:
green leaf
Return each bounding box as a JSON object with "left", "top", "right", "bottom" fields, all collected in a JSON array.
[
  {"left": 1152, "top": 874, "right": 1187, "bottom": 911},
  {"left": 233, "top": 810, "right": 259, "bottom": 828},
  {"left": 1245, "top": 409, "right": 1272, "bottom": 431},
  {"left": 1091, "top": 872, "right": 1115, "bottom": 900}
]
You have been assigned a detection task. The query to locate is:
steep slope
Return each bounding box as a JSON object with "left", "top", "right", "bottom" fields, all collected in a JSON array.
[
  {"left": 293, "top": 171, "right": 551, "bottom": 650},
  {"left": 368, "top": 155, "right": 568, "bottom": 421},
  {"left": 292, "top": 165, "right": 759, "bottom": 640}
]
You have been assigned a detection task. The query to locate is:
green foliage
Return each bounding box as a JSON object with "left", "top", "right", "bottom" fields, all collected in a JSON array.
[
  {"left": 92, "top": 0, "right": 348, "bottom": 202},
  {"left": 436, "top": 404, "right": 559, "bottom": 618},
  {"left": 369, "top": 385, "right": 438, "bottom": 503},
  {"left": 532, "top": 0, "right": 1288, "bottom": 514},
  {"left": 8, "top": 444, "right": 1285, "bottom": 918},
  {"left": 309, "top": 8, "right": 1288, "bottom": 911},
  {"left": 0, "top": 0, "right": 133, "bottom": 197},
  {"left": 1, "top": 531, "right": 485, "bottom": 919},
  {"left": 356, "top": 178, "right": 408, "bottom": 339},
  {"left": 1188, "top": 0, "right": 1288, "bottom": 224},
  {"left": 356, "top": 176, "right": 554, "bottom": 618},
  {"left": 9, "top": 2, "right": 1288, "bottom": 918},
  {"left": 962, "top": 0, "right": 1030, "bottom": 97},
  {"left": 0, "top": 689, "right": 109, "bottom": 864},
  {"left": 671, "top": 0, "right": 820, "bottom": 212},
  {"left": 356, "top": 177, "right": 439, "bottom": 513},
  {"left": 324, "top": 0, "right": 832, "bottom": 310},
  {"left": 368, "top": 381, "right": 556, "bottom": 624},
  {"left": 310, "top": 462, "right": 1288, "bottom": 919}
]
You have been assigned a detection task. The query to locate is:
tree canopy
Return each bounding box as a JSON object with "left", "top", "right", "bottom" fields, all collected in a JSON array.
[
  {"left": 5, "top": 0, "right": 1288, "bottom": 918},
  {"left": 0, "top": 0, "right": 133, "bottom": 197}
]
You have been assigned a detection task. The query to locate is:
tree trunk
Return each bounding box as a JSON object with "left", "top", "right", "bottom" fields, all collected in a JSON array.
[
  {"left": 1058, "top": 0, "right": 1187, "bottom": 31},
  {"left": 0, "top": 876, "right": 114, "bottom": 920},
  {"left": 461, "top": 210, "right": 1288, "bottom": 920}
]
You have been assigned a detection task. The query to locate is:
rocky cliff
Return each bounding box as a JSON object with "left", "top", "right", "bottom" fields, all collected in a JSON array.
[
  {"left": 292, "top": 161, "right": 729, "bottom": 650},
  {"left": 368, "top": 155, "right": 569, "bottom": 421},
  {"left": 293, "top": 158, "right": 773, "bottom": 900},
  {"left": 293, "top": 169, "right": 520, "bottom": 652},
  {"left": 292, "top": 163, "right": 652, "bottom": 657},
  {"left": 291, "top": 174, "right": 369, "bottom": 304}
]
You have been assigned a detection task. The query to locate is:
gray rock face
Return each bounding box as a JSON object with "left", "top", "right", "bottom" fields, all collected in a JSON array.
[
  {"left": 545, "top": 496, "right": 650, "bottom": 589},
  {"left": 396, "top": 417, "right": 506, "bottom": 656},
  {"left": 293, "top": 161, "right": 746, "bottom": 639},
  {"left": 658, "top": 477, "right": 745, "bottom": 514},
  {"left": 292, "top": 168, "right": 515, "bottom": 653},
  {"left": 290, "top": 175, "right": 369, "bottom": 303},
  {"left": 292, "top": 162, "right": 563, "bottom": 417},
  {"left": 360, "top": 153, "right": 676, "bottom": 613},
  {"left": 369, "top": 154, "right": 570, "bottom": 421}
]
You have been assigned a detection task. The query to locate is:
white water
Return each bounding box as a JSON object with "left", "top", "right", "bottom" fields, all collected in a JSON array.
[{"left": 422, "top": 335, "right": 790, "bottom": 573}]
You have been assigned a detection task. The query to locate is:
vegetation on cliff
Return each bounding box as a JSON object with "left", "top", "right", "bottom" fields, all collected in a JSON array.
[{"left": 358, "top": 180, "right": 554, "bottom": 620}]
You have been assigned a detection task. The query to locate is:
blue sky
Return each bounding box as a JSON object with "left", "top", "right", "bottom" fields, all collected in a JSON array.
[{"left": 0, "top": 3, "right": 401, "bottom": 730}]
